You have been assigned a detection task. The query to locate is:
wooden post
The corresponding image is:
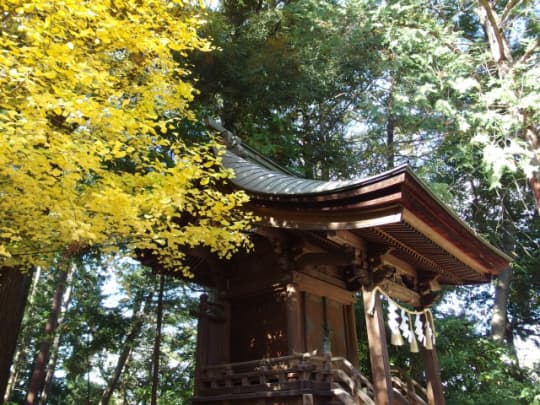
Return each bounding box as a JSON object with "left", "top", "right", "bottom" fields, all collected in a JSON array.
[
  {"left": 362, "top": 286, "right": 394, "bottom": 405},
  {"left": 344, "top": 303, "right": 360, "bottom": 367},
  {"left": 421, "top": 337, "right": 445, "bottom": 405},
  {"left": 286, "top": 283, "right": 304, "bottom": 354},
  {"left": 194, "top": 294, "right": 209, "bottom": 395},
  {"left": 223, "top": 300, "right": 231, "bottom": 364}
]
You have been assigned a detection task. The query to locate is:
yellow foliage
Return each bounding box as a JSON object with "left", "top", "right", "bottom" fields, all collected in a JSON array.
[{"left": 0, "top": 0, "right": 253, "bottom": 272}]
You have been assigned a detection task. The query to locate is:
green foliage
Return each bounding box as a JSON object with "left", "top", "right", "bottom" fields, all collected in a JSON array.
[
  {"left": 6, "top": 258, "right": 198, "bottom": 404},
  {"left": 388, "top": 316, "right": 539, "bottom": 405},
  {"left": 5, "top": 1, "right": 538, "bottom": 404},
  {"left": 193, "top": 0, "right": 385, "bottom": 178}
]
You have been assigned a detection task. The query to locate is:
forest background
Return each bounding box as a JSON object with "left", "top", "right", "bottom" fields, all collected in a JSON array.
[{"left": 0, "top": 0, "right": 539, "bottom": 404}]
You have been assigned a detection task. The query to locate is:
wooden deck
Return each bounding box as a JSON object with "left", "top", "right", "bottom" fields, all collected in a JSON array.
[{"left": 193, "top": 353, "right": 427, "bottom": 404}]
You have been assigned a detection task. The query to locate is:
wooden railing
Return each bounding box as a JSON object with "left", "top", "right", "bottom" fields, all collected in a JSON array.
[
  {"left": 328, "top": 356, "right": 375, "bottom": 405},
  {"left": 194, "top": 353, "right": 427, "bottom": 404},
  {"left": 194, "top": 353, "right": 334, "bottom": 401},
  {"left": 391, "top": 368, "right": 428, "bottom": 405}
]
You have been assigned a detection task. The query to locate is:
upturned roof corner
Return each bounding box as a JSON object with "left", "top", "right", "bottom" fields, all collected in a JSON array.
[{"left": 205, "top": 118, "right": 511, "bottom": 284}]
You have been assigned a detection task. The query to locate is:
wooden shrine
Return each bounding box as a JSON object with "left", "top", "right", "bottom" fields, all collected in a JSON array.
[{"left": 152, "top": 120, "right": 510, "bottom": 405}]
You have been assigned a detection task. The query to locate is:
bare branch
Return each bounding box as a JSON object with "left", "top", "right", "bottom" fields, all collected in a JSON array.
[
  {"left": 501, "top": 0, "right": 524, "bottom": 26},
  {"left": 516, "top": 37, "right": 540, "bottom": 66}
]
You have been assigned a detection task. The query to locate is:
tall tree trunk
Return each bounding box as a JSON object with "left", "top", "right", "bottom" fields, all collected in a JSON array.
[
  {"left": 118, "top": 353, "right": 132, "bottom": 405},
  {"left": 0, "top": 266, "right": 32, "bottom": 401},
  {"left": 25, "top": 261, "right": 71, "bottom": 405},
  {"left": 150, "top": 274, "right": 165, "bottom": 405},
  {"left": 99, "top": 289, "right": 154, "bottom": 405},
  {"left": 385, "top": 80, "right": 396, "bottom": 170},
  {"left": 3, "top": 267, "right": 40, "bottom": 403},
  {"left": 476, "top": 0, "right": 538, "bottom": 343},
  {"left": 386, "top": 116, "right": 395, "bottom": 170},
  {"left": 38, "top": 265, "right": 75, "bottom": 405},
  {"left": 490, "top": 195, "right": 516, "bottom": 344},
  {"left": 526, "top": 127, "right": 540, "bottom": 213},
  {"left": 491, "top": 266, "right": 513, "bottom": 343}
]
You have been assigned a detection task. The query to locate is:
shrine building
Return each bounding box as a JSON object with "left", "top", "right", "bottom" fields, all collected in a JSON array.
[{"left": 158, "top": 120, "right": 510, "bottom": 405}]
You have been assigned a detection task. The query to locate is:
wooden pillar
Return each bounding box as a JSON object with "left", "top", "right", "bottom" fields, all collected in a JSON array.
[
  {"left": 344, "top": 303, "right": 360, "bottom": 367},
  {"left": 362, "top": 286, "right": 394, "bottom": 405},
  {"left": 286, "top": 283, "right": 304, "bottom": 354},
  {"left": 194, "top": 293, "right": 209, "bottom": 395},
  {"left": 421, "top": 334, "right": 445, "bottom": 405},
  {"left": 222, "top": 300, "right": 231, "bottom": 364}
]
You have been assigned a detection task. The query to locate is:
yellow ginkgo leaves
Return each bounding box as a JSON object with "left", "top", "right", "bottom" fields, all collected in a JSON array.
[{"left": 0, "top": 0, "right": 253, "bottom": 275}]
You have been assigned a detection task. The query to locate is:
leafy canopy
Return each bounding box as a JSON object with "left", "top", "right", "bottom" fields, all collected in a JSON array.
[{"left": 0, "top": 0, "right": 254, "bottom": 273}]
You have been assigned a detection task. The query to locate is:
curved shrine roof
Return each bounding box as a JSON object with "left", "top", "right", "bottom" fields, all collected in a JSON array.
[
  {"left": 222, "top": 150, "right": 396, "bottom": 196},
  {"left": 208, "top": 119, "right": 511, "bottom": 285}
]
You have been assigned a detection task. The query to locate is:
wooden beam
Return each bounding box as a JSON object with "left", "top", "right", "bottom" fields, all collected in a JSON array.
[
  {"left": 300, "top": 264, "right": 348, "bottom": 289},
  {"left": 380, "top": 252, "right": 417, "bottom": 278},
  {"left": 293, "top": 271, "right": 356, "bottom": 304},
  {"left": 378, "top": 279, "right": 421, "bottom": 307},
  {"left": 225, "top": 273, "right": 292, "bottom": 299},
  {"left": 362, "top": 286, "right": 394, "bottom": 405},
  {"left": 295, "top": 252, "right": 351, "bottom": 268},
  {"left": 262, "top": 209, "right": 403, "bottom": 231},
  {"left": 327, "top": 230, "right": 366, "bottom": 251}
]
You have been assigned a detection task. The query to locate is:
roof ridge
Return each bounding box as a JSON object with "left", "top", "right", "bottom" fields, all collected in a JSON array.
[{"left": 205, "top": 117, "right": 298, "bottom": 176}]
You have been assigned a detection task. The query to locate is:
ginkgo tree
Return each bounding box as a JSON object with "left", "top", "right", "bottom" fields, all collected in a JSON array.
[{"left": 0, "top": 0, "right": 255, "bottom": 272}]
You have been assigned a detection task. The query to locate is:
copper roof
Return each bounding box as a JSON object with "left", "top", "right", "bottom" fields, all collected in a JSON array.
[
  {"left": 222, "top": 150, "right": 365, "bottom": 195},
  {"left": 208, "top": 119, "right": 511, "bottom": 284}
]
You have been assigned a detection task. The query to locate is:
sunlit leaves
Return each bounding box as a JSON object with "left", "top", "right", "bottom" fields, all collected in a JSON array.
[{"left": 0, "top": 0, "right": 253, "bottom": 273}]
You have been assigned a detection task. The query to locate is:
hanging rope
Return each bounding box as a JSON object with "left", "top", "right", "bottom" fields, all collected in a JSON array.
[{"left": 366, "top": 286, "right": 436, "bottom": 351}]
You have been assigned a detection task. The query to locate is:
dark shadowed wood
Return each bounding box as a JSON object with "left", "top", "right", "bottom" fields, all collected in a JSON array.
[
  {"left": 286, "top": 283, "right": 304, "bottom": 354},
  {"left": 0, "top": 267, "right": 31, "bottom": 401},
  {"left": 194, "top": 294, "right": 210, "bottom": 396},
  {"left": 421, "top": 342, "right": 445, "bottom": 405},
  {"left": 420, "top": 311, "right": 445, "bottom": 404},
  {"left": 344, "top": 304, "right": 360, "bottom": 367},
  {"left": 362, "top": 287, "right": 394, "bottom": 405},
  {"left": 26, "top": 265, "right": 69, "bottom": 405},
  {"left": 293, "top": 272, "right": 356, "bottom": 304}
]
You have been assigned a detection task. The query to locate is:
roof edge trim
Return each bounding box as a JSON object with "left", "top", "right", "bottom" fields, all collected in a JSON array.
[
  {"left": 402, "top": 209, "right": 499, "bottom": 275},
  {"left": 403, "top": 171, "right": 513, "bottom": 266}
]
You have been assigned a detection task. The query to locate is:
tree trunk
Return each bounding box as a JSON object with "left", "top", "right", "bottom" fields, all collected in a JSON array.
[
  {"left": 475, "top": 0, "right": 540, "bottom": 344},
  {"left": 385, "top": 79, "right": 396, "bottom": 171},
  {"left": 150, "top": 274, "right": 165, "bottom": 405},
  {"left": 3, "top": 267, "right": 40, "bottom": 403},
  {"left": 25, "top": 262, "right": 70, "bottom": 405},
  {"left": 526, "top": 127, "right": 540, "bottom": 214},
  {"left": 0, "top": 266, "right": 32, "bottom": 401},
  {"left": 490, "top": 193, "right": 515, "bottom": 344},
  {"left": 38, "top": 265, "right": 75, "bottom": 405},
  {"left": 99, "top": 289, "right": 154, "bottom": 405},
  {"left": 491, "top": 266, "right": 513, "bottom": 343},
  {"left": 386, "top": 116, "right": 395, "bottom": 170}
]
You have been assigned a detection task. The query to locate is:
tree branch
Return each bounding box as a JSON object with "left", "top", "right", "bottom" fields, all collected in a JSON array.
[
  {"left": 477, "top": 0, "right": 512, "bottom": 63},
  {"left": 501, "top": 0, "right": 524, "bottom": 26},
  {"left": 516, "top": 37, "right": 540, "bottom": 66}
]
